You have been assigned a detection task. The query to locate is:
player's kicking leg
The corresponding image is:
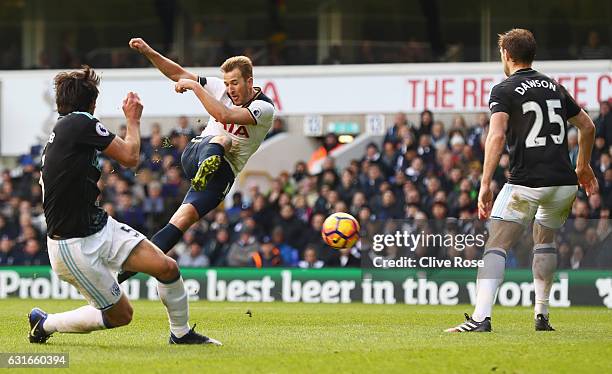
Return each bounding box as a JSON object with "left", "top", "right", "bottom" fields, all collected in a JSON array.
[
  {"left": 187, "top": 135, "right": 232, "bottom": 191},
  {"left": 117, "top": 135, "right": 234, "bottom": 284}
]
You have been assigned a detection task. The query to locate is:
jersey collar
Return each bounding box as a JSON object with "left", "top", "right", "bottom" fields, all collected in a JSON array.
[
  {"left": 57, "top": 111, "right": 95, "bottom": 120},
  {"left": 512, "top": 67, "right": 534, "bottom": 75},
  {"left": 241, "top": 88, "right": 262, "bottom": 108},
  {"left": 226, "top": 87, "right": 261, "bottom": 107}
]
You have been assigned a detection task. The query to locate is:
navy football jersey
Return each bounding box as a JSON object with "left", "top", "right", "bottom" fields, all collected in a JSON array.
[
  {"left": 41, "top": 112, "right": 115, "bottom": 238},
  {"left": 489, "top": 68, "right": 581, "bottom": 187}
]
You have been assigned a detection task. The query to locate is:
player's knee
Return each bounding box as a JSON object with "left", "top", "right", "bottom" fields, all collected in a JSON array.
[
  {"left": 486, "top": 220, "right": 524, "bottom": 249},
  {"left": 166, "top": 257, "right": 179, "bottom": 277},
  {"left": 219, "top": 135, "right": 232, "bottom": 150},
  {"left": 158, "top": 257, "right": 180, "bottom": 282},
  {"left": 212, "top": 135, "right": 232, "bottom": 152},
  {"left": 533, "top": 221, "right": 555, "bottom": 244}
]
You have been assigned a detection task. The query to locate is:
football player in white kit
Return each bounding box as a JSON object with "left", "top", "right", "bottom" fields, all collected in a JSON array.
[{"left": 118, "top": 38, "right": 275, "bottom": 283}]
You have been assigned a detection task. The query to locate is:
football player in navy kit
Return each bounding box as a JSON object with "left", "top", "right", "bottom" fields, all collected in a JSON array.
[{"left": 446, "top": 29, "right": 599, "bottom": 332}]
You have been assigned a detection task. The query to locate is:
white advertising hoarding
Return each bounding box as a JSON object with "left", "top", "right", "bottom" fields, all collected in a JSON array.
[{"left": 0, "top": 61, "right": 610, "bottom": 155}]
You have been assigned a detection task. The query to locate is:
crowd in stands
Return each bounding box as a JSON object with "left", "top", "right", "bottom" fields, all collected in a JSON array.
[
  {"left": 0, "top": 102, "right": 611, "bottom": 270},
  {"left": 3, "top": 25, "right": 610, "bottom": 70}
]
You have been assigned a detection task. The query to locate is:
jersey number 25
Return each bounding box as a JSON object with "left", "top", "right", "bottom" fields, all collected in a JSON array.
[{"left": 522, "top": 99, "right": 564, "bottom": 148}]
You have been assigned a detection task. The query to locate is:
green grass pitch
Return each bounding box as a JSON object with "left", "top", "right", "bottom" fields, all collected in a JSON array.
[{"left": 1, "top": 299, "right": 610, "bottom": 373}]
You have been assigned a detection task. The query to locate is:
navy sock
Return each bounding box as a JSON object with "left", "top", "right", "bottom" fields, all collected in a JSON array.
[{"left": 151, "top": 223, "right": 184, "bottom": 254}]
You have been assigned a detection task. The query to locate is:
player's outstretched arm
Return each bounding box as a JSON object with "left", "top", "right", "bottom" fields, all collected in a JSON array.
[
  {"left": 104, "top": 92, "right": 143, "bottom": 168},
  {"left": 479, "top": 112, "right": 508, "bottom": 219},
  {"left": 129, "top": 38, "right": 197, "bottom": 82},
  {"left": 175, "top": 79, "right": 256, "bottom": 125},
  {"left": 569, "top": 110, "right": 599, "bottom": 196}
]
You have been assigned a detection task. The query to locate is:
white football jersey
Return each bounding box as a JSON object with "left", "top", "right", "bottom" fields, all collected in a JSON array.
[{"left": 197, "top": 76, "right": 275, "bottom": 175}]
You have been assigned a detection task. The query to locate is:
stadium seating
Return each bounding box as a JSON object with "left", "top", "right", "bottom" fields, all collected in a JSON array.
[{"left": 0, "top": 110, "right": 610, "bottom": 269}]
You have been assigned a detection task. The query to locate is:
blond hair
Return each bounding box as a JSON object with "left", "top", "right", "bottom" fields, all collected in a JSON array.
[{"left": 220, "top": 56, "right": 253, "bottom": 79}]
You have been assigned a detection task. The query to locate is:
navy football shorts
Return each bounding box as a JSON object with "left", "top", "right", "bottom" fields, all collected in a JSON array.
[{"left": 180, "top": 135, "right": 235, "bottom": 218}]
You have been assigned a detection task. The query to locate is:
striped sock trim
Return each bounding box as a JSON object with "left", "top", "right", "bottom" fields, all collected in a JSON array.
[
  {"left": 156, "top": 272, "right": 181, "bottom": 285},
  {"left": 534, "top": 243, "right": 556, "bottom": 254},
  {"left": 484, "top": 249, "right": 507, "bottom": 259},
  {"left": 534, "top": 247, "right": 556, "bottom": 254}
]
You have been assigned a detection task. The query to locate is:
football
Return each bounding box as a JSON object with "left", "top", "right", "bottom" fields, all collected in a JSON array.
[{"left": 321, "top": 212, "right": 360, "bottom": 249}]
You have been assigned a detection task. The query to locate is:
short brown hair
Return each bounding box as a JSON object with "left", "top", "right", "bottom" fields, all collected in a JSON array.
[
  {"left": 54, "top": 65, "right": 100, "bottom": 115},
  {"left": 220, "top": 56, "right": 253, "bottom": 79},
  {"left": 498, "top": 28, "right": 537, "bottom": 64}
]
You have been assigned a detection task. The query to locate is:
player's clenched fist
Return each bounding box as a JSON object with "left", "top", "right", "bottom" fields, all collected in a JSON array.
[
  {"left": 175, "top": 78, "right": 196, "bottom": 93},
  {"left": 129, "top": 38, "right": 152, "bottom": 55},
  {"left": 122, "top": 92, "right": 143, "bottom": 122}
]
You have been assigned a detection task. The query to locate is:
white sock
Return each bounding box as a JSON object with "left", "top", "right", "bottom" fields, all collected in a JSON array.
[
  {"left": 472, "top": 248, "right": 506, "bottom": 322},
  {"left": 533, "top": 244, "right": 557, "bottom": 318},
  {"left": 157, "top": 276, "right": 190, "bottom": 338},
  {"left": 43, "top": 305, "right": 106, "bottom": 334}
]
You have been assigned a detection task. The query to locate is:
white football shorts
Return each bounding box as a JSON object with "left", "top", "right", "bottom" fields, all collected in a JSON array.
[
  {"left": 47, "top": 217, "right": 145, "bottom": 310},
  {"left": 491, "top": 183, "right": 578, "bottom": 229}
]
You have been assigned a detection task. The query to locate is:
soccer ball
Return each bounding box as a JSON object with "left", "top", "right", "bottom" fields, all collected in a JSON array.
[{"left": 321, "top": 212, "right": 360, "bottom": 249}]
